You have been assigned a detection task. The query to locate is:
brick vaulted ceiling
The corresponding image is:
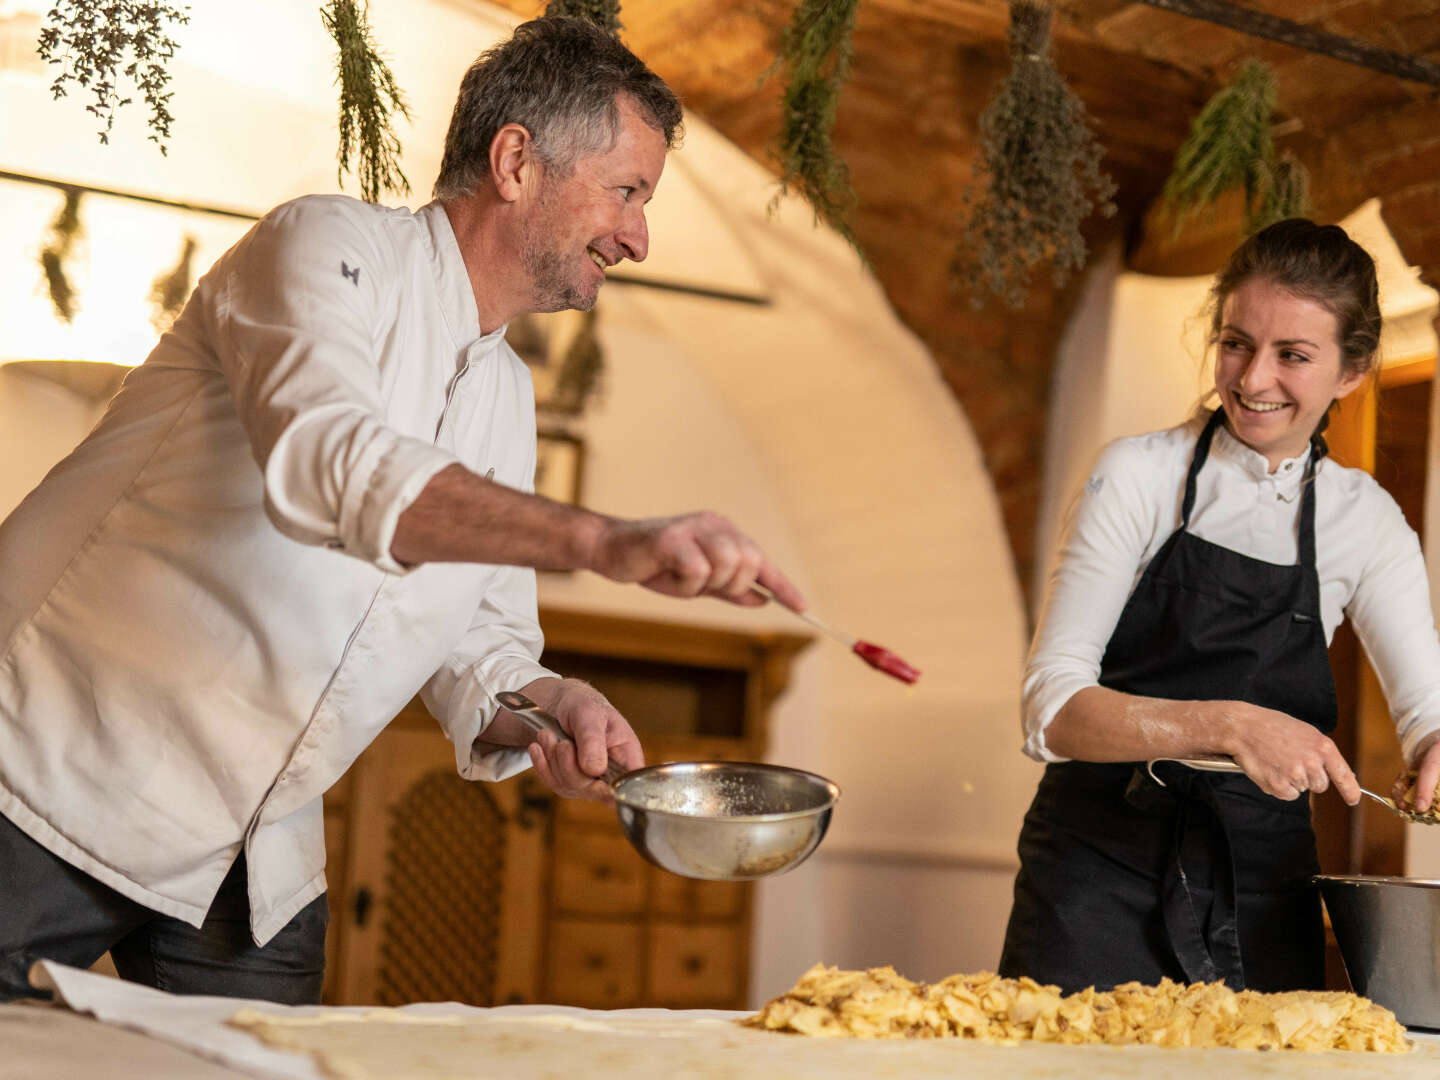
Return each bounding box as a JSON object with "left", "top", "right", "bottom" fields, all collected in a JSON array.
[{"left": 494, "top": 0, "right": 1440, "bottom": 603}]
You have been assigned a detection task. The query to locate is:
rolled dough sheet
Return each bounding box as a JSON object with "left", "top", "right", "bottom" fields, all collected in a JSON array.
[{"left": 231, "top": 1007, "right": 1440, "bottom": 1080}]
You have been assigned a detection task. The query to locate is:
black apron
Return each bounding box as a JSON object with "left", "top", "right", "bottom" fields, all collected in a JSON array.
[{"left": 999, "top": 410, "right": 1334, "bottom": 993}]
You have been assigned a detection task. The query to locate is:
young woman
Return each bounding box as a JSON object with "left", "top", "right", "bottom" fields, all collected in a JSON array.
[{"left": 1000, "top": 218, "right": 1440, "bottom": 994}]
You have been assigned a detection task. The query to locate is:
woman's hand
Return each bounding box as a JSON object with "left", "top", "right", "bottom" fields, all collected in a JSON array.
[
  {"left": 1220, "top": 701, "right": 1360, "bottom": 804},
  {"left": 1393, "top": 730, "right": 1440, "bottom": 813}
]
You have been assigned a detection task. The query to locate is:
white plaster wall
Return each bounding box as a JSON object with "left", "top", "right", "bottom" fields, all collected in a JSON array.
[{"left": 0, "top": 0, "right": 1037, "bottom": 1004}]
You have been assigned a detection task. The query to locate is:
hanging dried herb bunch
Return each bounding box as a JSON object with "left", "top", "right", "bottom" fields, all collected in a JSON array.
[
  {"left": 40, "top": 187, "right": 84, "bottom": 323},
  {"left": 1162, "top": 58, "right": 1310, "bottom": 235},
  {"left": 543, "top": 0, "right": 622, "bottom": 36},
  {"left": 771, "top": 0, "right": 863, "bottom": 252},
  {"left": 954, "top": 0, "right": 1116, "bottom": 310},
  {"left": 321, "top": 0, "right": 411, "bottom": 203},
  {"left": 36, "top": 1, "right": 190, "bottom": 154},
  {"left": 148, "top": 234, "right": 197, "bottom": 333}
]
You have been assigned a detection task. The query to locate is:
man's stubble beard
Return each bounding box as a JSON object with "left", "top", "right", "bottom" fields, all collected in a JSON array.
[{"left": 519, "top": 184, "right": 598, "bottom": 314}]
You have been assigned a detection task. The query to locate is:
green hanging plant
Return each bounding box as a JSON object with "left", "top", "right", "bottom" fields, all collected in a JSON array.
[
  {"left": 148, "top": 234, "right": 197, "bottom": 333},
  {"left": 543, "top": 0, "right": 622, "bottom": 36},
  {"left": 36, "top": 1, "right": 191, "bottom": 155},
  {"left": 321, "top": 0, "right": 412, "bottom": 203},
  {"left": 770, "top": 0, "right": 863, "bottom": 253},
  {"left": 953, "top": 0, "right": 1116, "bottom": 310},
  {"left": 40, "top": 187, "right": 84, "bottom": 323},
  {"left": 1162, "top": 58, "right": 1310, "bottom": 235}
]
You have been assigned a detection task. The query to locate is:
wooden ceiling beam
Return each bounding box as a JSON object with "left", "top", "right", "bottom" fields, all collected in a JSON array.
[{"left": 1137, "top": 0, "right": 1440, "bottom": 88}]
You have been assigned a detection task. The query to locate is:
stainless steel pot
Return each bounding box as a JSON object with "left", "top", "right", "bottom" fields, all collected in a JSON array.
[
  {"left": 496, "top": 691, "right": 840, "bottom": 881},
  {"left": 1316, "top": 874, "right": 1440, "bottom": 1030}
]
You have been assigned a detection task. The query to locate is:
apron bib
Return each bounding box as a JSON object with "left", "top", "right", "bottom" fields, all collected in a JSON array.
[{"left": 999, "top": 410, "right": 1335, "bottom": 993}]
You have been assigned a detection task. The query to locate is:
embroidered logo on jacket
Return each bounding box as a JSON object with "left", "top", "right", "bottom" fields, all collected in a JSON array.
[{"left": 341, "top": 261, "right": 361, "bottom": 285}]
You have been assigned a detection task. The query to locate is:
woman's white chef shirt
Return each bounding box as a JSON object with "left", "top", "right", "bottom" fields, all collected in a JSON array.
[
  {"left": 1025, "top": 416, "right": 1440, "bottom": 765},
  {"left": 0, "top": 196, "right": 557, "bottom": 944}
]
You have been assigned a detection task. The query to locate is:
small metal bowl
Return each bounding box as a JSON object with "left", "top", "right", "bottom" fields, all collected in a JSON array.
[
  {"left": 612, "top": 762, "right": 841, "bottom": 881},
  {"left": 1316, "top": 874, "right": 1440, "bottom": 1030}
]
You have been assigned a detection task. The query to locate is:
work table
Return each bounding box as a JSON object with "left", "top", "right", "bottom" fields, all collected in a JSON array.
[{"left": 6, "top": 963, "right": 1439, "bottom": 1080}]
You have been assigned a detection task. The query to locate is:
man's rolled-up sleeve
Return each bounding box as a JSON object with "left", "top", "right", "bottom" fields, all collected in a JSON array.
[
  {"left": 214, "top": 198, "right": 458, "bottom": 573},
  {"left": 421, "top": 565, "right": 559, "bottom": 782}
]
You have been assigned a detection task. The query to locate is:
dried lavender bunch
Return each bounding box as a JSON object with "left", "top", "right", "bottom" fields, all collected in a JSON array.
[
  {"left": 544, "top": 0, "right": 622, "bottom": 36},
  {"left": 321, "top": 0, "right": 412, "bottom": 203},
  {"left": 36, "top": 1, "right": 190, "bottom": 154},
  {"left": 771, "top": 0, "right": 863, "bottom": 252},
  {"left": 955, "top": 1, "right": 1116, "bottom": 309}
]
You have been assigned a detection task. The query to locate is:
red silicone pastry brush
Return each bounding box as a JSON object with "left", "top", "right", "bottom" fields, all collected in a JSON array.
[{"left": 751, "top": 584, "right": 921, "bottom": 685}]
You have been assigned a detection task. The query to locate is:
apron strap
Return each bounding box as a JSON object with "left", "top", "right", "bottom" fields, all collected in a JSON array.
[
  {"left": 1180, "top": 411, "right": 1226, "bottom": 529},
  {"left": 1126, "top": 766, "right": 1245, "bottom": 987},
  {"left": 1297, "top": 448, "right": 1319, "bottom": 572}
]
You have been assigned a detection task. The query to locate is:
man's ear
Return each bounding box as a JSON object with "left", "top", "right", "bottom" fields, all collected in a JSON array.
[{"left": 490, "top": 123, "right": 539, "bottom": 203}]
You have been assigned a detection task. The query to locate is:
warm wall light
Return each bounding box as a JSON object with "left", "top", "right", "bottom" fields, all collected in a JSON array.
[{"left": 0, "top": 169, "right": 255, "bottom": 403}]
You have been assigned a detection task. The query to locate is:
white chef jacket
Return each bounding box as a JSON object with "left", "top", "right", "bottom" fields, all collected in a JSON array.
[
  {"left": 1025, "top": 416, "right": 1440, "bottom": 765},
  {"left": 0, "top": 196, "right": 557, "bottom": 944}
]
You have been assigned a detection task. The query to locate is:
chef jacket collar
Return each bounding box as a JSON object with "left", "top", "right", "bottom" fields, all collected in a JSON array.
[
  {"left": 1211, "top": 422, "right": 1311, "bottom": 501},
  {"left": 417, "top": 201, "right": 510, "bottom": 361}
]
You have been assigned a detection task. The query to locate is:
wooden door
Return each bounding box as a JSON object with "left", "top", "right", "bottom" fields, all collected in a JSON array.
[{"left": 329, "top": 723, "right": 548, "bottom": 1006}]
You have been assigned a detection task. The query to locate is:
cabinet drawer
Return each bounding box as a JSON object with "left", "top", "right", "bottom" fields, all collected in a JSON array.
[
  {"left": 552, "top": 826, "right": 648, "bottom": 915},
  {"left": 647, "top": 922, "right": 746, "bottom": 1007},
  {"left": 651, "top": 873, "right": 744, "bottom": 920},
  {"left": 545, "top": 918, "right": 643, "bottom": 1008},
  {"left": 554, "top": 796, "right": 618, "bottom": 828}
]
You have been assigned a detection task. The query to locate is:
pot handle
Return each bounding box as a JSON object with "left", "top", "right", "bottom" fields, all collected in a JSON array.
[{"left": 495, "top": 690, "right": 629, "bottom": 787}]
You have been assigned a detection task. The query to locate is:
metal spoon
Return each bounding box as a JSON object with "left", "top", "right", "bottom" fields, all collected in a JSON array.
[{"left": 1146, "top": 755, "right": 1437, "bottom": 824}]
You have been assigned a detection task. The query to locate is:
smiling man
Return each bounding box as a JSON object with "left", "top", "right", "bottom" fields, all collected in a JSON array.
[{"left": 0, "top": 17, "right": 802, "bottom": 1005}]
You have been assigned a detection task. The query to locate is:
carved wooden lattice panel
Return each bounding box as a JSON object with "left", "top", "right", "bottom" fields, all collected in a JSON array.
[{"left": 377, "top": 769, "right": 506, "bottom": 1005}]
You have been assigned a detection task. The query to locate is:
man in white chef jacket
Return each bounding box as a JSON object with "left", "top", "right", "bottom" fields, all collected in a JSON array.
[{"left": 0, "top": 16, "right": 801, "bottom": 1004}]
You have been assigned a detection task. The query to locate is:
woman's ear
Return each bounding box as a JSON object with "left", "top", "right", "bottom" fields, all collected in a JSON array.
[{"left": 1333, "top": 361, "right": 1372, "bottom": 402}]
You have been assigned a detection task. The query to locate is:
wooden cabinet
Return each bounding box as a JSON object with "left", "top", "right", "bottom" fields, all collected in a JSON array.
[{"left": 321, "top": 608, "right": 810, "bottom": 1009}]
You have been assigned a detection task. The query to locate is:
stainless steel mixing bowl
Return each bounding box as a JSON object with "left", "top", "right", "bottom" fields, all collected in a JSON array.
[
  {"left": 1316, "top": 874, "right": 1440, "bottom": 1030},
  {"left": 496, "top": 690, "right": 841, "bottom": 881},
  {"left": 612, "top": 761, "right": 841, "bottom": 880}
]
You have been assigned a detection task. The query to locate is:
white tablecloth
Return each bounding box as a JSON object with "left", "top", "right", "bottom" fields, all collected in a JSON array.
[{"left": 18, "top": 962, "right": 1440, "bottom": 1080}]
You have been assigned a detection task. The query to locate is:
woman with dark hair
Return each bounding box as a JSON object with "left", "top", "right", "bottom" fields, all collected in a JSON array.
[{"left": 999, "top": 218, "right": 1440, "bottom": 995}]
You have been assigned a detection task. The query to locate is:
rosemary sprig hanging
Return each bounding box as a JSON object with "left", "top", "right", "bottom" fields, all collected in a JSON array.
[
  {"left": 1162, "top": 58, "right": 1309, "bottom": 235},
  {"left": 36, "top": 1, "right": 190, "bottom": 154},
  {"left": 321, "top": 0, "right": 411, "bottom": 203},
  {"left": 770, "top": 0, "right": 863, "bottom": 252},
  {"left": 543, "top": 0, "right": 622, "bottom": 36},
  {"left": 40, "top": 187, "right": 84, "bottom": 323},
  {"left": 953, "top": 0, "right": 1115, "bottom": 310}
]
